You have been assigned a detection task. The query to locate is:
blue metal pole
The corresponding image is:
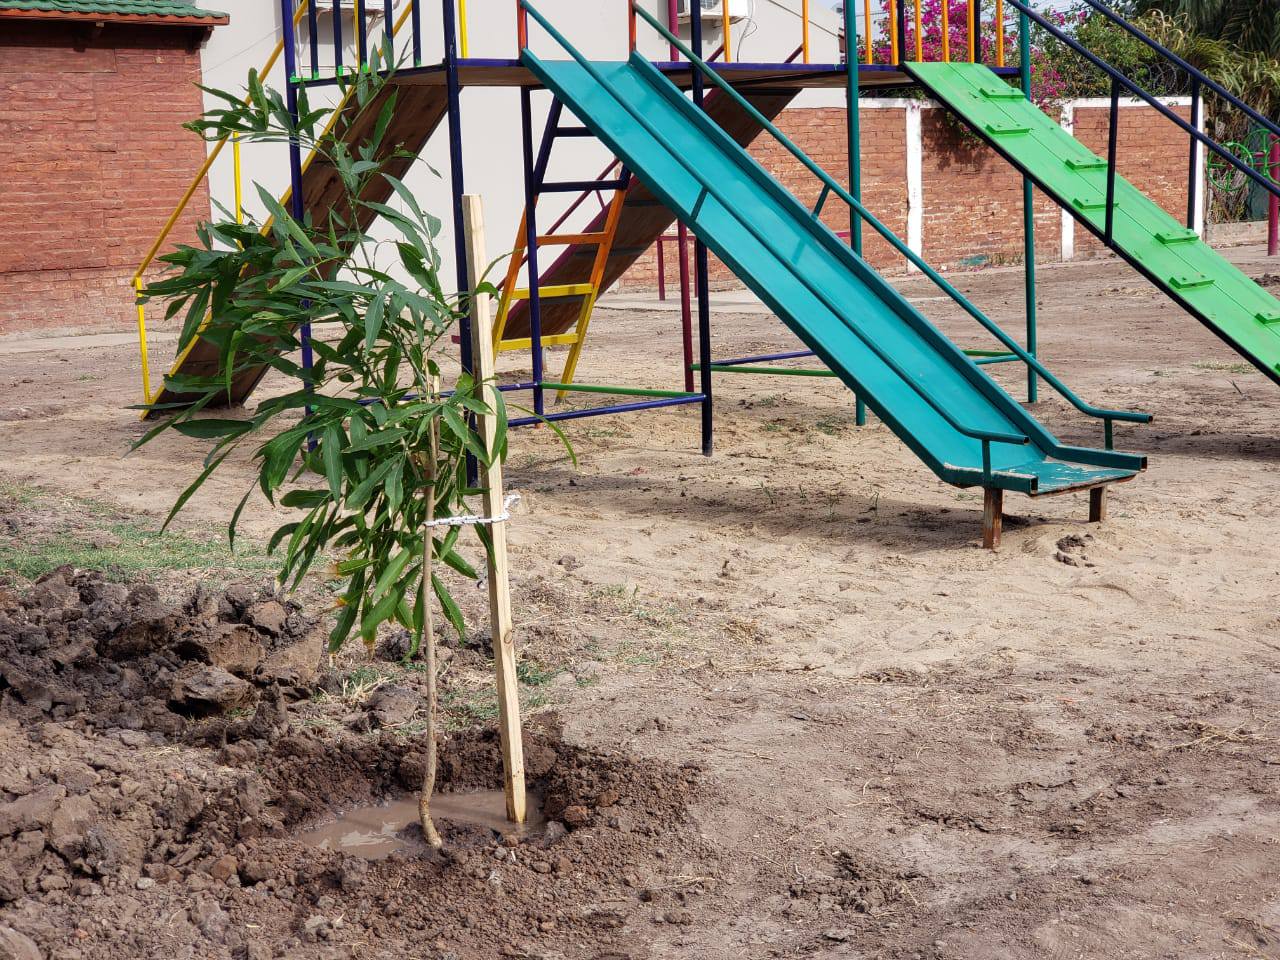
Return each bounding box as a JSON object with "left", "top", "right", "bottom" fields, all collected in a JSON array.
[
  {"left": 410, "top": 0, "right": 422, "bottom": 66},
  {"left": 690, "top": 7, "right": 713, "bottom": 457},
  {"left": 307, "top": 0, "right": 319, "bottom": 79},
  {"left": 845, "top": 0, "right": 866, "bottom": 425},
  {"left": 331, "top": 0, "right": 343, "bottom": 75},
  {"left": 1019, "top": 9, "right": 1037, "bottom": 403},
  {"left": 442, "top": 0, "right": 472, "bottom": 375},
  {"left": 520, "top": 87, "right": 546, "bottom": 418},
  {"left": 280, "top": 0, "right": 313, "bottom": 392}
]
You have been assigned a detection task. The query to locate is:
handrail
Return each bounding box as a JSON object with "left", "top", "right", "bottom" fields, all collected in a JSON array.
[
  {"left": 626, "top": 0, "right": 1149, "bottom": 436},
  {"left": 1005, "top": 0, "right": 1280, "bottom": 203},
  {"left": 526, "top": 0, "right": 1032, "bottom": 470},
  {"left": 1081, "top": 0, "right": 1280, "bottom": 144}
]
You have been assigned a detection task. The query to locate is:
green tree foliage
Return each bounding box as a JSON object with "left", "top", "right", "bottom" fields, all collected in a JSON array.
[{"left": 135, "top": 56, "right": 517, "bottom": 658}]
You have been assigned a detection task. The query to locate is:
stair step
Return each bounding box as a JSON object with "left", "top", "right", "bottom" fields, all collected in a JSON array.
[
  {"left": 1155, "top": 227, "right": 1199, "bottom": 245},
  {"left": 978, "top": 83, "right": 1024, "bottom": 101},
  {"left": 1255, "top": 310, "right": 1280, "bottom": 325},
  {"left": 984, "top": 121, "right": 1030, "bottom": 136},
  {"left": 1168, "top": 273, "right": 1215, "bottom": 290},
  {"left": 1071, "top": 195, "right": 1115, "bottom": 211},
  {"left": 1065, "top": 156, "right": 1107, "bottom": 171}
]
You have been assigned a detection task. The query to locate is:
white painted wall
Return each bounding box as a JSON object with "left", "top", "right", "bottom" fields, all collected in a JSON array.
[{"left": 198, "top": 0, "right": 842, "bottom": 286}]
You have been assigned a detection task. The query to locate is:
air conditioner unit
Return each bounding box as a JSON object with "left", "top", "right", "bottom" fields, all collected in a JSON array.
[{"left": 676, "top": 0, "right": 750, "bottom": 22}]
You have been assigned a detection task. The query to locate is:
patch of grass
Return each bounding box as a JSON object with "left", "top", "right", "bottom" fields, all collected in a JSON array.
[
  {"left": 0, "top": 480, "right": 284, "bottom": 584},
  {"left": 516, "top": 659, "right": 561, "bottom": 686},
  {"left": 1192, "top": 360, "right": 1256, "bottom": 375},
  {"left": 815, "top": 414, "right": 850, "bottom": 437},
  {"left": 440, "top": 683, "right": 554, "bottom": 731}
]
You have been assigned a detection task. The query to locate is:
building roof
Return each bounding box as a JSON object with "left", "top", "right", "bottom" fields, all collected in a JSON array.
[{"left": 0, "top": 1, "right": 228, "bottom": 26}]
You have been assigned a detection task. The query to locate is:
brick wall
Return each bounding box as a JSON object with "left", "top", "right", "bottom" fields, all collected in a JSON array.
[
  {"left": 0, "top": 21, "right": 212, "bottom": 335},
  {"left": 618, "top": 98, "right": 1193, "bottom": 290}
]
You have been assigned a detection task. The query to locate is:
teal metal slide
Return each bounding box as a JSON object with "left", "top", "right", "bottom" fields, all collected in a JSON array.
[{"left": 522, "top": 46, "right": 1145, "bottom": 495}]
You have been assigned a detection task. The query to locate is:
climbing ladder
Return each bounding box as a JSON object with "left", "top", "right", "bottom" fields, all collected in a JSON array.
[{"left": 493, "top": 100, "right": 631, "bottom": 399}]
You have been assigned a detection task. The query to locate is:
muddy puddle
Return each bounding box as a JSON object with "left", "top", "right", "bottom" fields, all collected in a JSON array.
[{"left": 298, "top": 790, "right": 547, "bottom": 859}]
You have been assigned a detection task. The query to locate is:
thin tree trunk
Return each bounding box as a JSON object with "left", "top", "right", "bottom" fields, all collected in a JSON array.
[{"left": 418, "top": 399, "right": 444, "bottom": 849}]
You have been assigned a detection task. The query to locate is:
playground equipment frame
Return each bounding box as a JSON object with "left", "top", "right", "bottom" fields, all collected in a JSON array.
[{"left": 135, "top": 0, "right": 1046, "bottom": 448}]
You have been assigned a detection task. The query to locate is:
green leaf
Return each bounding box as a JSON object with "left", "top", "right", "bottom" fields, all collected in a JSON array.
[
  {"left": 432, "top": 574, "right": 467, "bottom": 639},
  {"left": 321, "top": 423, "right": 345, "bottom": 500},
  {"left": 172, "top": 418, "right": 253, "bottom": 440}
]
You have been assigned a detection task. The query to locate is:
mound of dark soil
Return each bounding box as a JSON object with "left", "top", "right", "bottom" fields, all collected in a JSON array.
[{"left": 0, "top": 571, "right": 714, "bottom": 960}]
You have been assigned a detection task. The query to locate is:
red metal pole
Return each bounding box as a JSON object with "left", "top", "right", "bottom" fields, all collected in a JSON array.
[
  {"left": 657, "top": 236, "right": 667, "bottom": 301},
  {"left": 677, "top": 223, "right": 693, "bottom": 391},
  {"left": 667, "top": 0, "right": 679, "bottom": 60},
  {"left": 516, "top": 0, "right": 527, "bottom": 52},
  {"left": 629, "top": 0, "right": 638, "bottom": 52},
  {"left": 1269, "top": 136, "right": 1279, "bottom": 257}
]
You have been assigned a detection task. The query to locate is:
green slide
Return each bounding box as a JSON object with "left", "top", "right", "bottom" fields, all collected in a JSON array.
[
  {"left": 907, "top": 60, "right": 1280, "bottom": 385},
  {"left": 524, "top": 49, "right": 1144, "bottom": 495}
]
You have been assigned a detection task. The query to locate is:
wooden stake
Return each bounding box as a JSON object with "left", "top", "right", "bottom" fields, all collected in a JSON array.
[
  {"left": 1089, "top": 486, "right": 1108, "bottom": 523},
  {"left": 982, "top": 487, "right": 1003, "bottom": 550},
  {"left": 462, "top": 194, "right": 527, "bottom": 825}
]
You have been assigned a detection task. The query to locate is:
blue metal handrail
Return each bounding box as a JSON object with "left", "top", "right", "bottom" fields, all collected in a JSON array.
[
  {"left": 1005, "top": 0, "right": 1280, "bottom": 205},
  {"left": 518, "top": 0, "right": 1034, "bottom": 474},
  {"left": 627, "top": 1, "right": 1150, "bottom": 439}
]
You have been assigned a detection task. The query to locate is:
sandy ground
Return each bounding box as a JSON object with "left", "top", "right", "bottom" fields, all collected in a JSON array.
[{"left": 1, "top": 244, "right": 1279, "bottom": 959}]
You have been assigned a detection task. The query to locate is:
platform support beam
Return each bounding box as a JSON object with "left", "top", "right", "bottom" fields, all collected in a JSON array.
[
  {"left": 1019, "top": 9, "right": 1039, "bottom": 404},
  {"left": 983, "top": 488, "right": 1003, "bottom": 550},
  {"left": 1089, "top": 487, "right": 1107, "bottom": 523}
]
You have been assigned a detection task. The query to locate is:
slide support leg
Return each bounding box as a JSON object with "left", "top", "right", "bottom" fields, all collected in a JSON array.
[
  {"left": 1089, "top": 487, "right": 1107, "bottom": 524},
  {"left": 982, "top": 488, "right": 1003, "bottom": 550}
]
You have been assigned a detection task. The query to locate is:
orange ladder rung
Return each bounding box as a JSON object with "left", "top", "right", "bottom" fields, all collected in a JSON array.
[{"left": 536, "top": 231, "right": 611, "bottom": 247}]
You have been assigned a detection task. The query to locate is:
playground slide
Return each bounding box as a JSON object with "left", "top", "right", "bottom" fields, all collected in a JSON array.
[
  {"left": 907, "top": 60, "right": 1280, "bottom": 386},
  {"left": 525, "top": 51, "right": 1144, "bottom": 495},
  {"left": 501, "top": 87, "right": 799, "bottom": 341},
  {"left": 147, "top": 81, "right": 450, "bottom": 416}
]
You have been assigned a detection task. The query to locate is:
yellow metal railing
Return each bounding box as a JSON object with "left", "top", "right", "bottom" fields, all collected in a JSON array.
[{"left": 132, "top": 0, "right": 447, "bottom": 406}]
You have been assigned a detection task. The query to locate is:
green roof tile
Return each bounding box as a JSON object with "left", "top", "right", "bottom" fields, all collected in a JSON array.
[{"left": 0, "top": 0, "right": 227, "bottom": 22}]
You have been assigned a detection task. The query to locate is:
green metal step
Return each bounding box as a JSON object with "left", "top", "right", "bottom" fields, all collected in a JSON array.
[{"left": 905, "top": 60, "right": 1280, "bottom": 386}]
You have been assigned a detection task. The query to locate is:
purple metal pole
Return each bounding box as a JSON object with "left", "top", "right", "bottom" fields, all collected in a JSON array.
[
  {"left": 520, "top": 86, "right": 546, "bottom": 417},
  {"left": 279, "top": 0, "right": 313, "bottom": 392},
  {"left": 1270, "top": 136, "right": 1279, "bottom": 257},
  {"left": 657, "top": 235, "right": 667, "bottom": 301},
  {"left": 677, "top": 223, "right": 694, "bottom": 392}
]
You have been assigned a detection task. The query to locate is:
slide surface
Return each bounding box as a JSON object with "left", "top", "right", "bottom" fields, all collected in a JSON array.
[
  {"left": 907, "top": 60, "right": 1280, "bottom": 385},
  {"left": 526, "top": 52, "right": 1143, "bottom": 494}
]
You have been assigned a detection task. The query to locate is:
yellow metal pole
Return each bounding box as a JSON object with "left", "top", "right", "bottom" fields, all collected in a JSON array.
[
  {"left": 889, "top": 0, "right": 898, "bottom": 64},
  {"left": 995, "top": 0, "right": 1005, "bottom": 66},
  {"left": 802, "top": 0, "right": 810, "bottom": 63},
  {"left": 942, "top": 0, "right": 950, "bottom": 61},
  {"left": 232, "top": 134, "right": 243, "bottom": 224},
  {"left": 134, "top": 277, "right": 153, "bottom": 404},
  {"left": 914, "top": 0, "right": 923, "bottom": 61},
  {"left": 863, "top": 0, "right": 873, "bottom": 63},
  {"left": 723, "top": 3, "right": 732, "bottom": 62},
  {"left": 459, "top": 0, "right": 470, "bottom": 57}
]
